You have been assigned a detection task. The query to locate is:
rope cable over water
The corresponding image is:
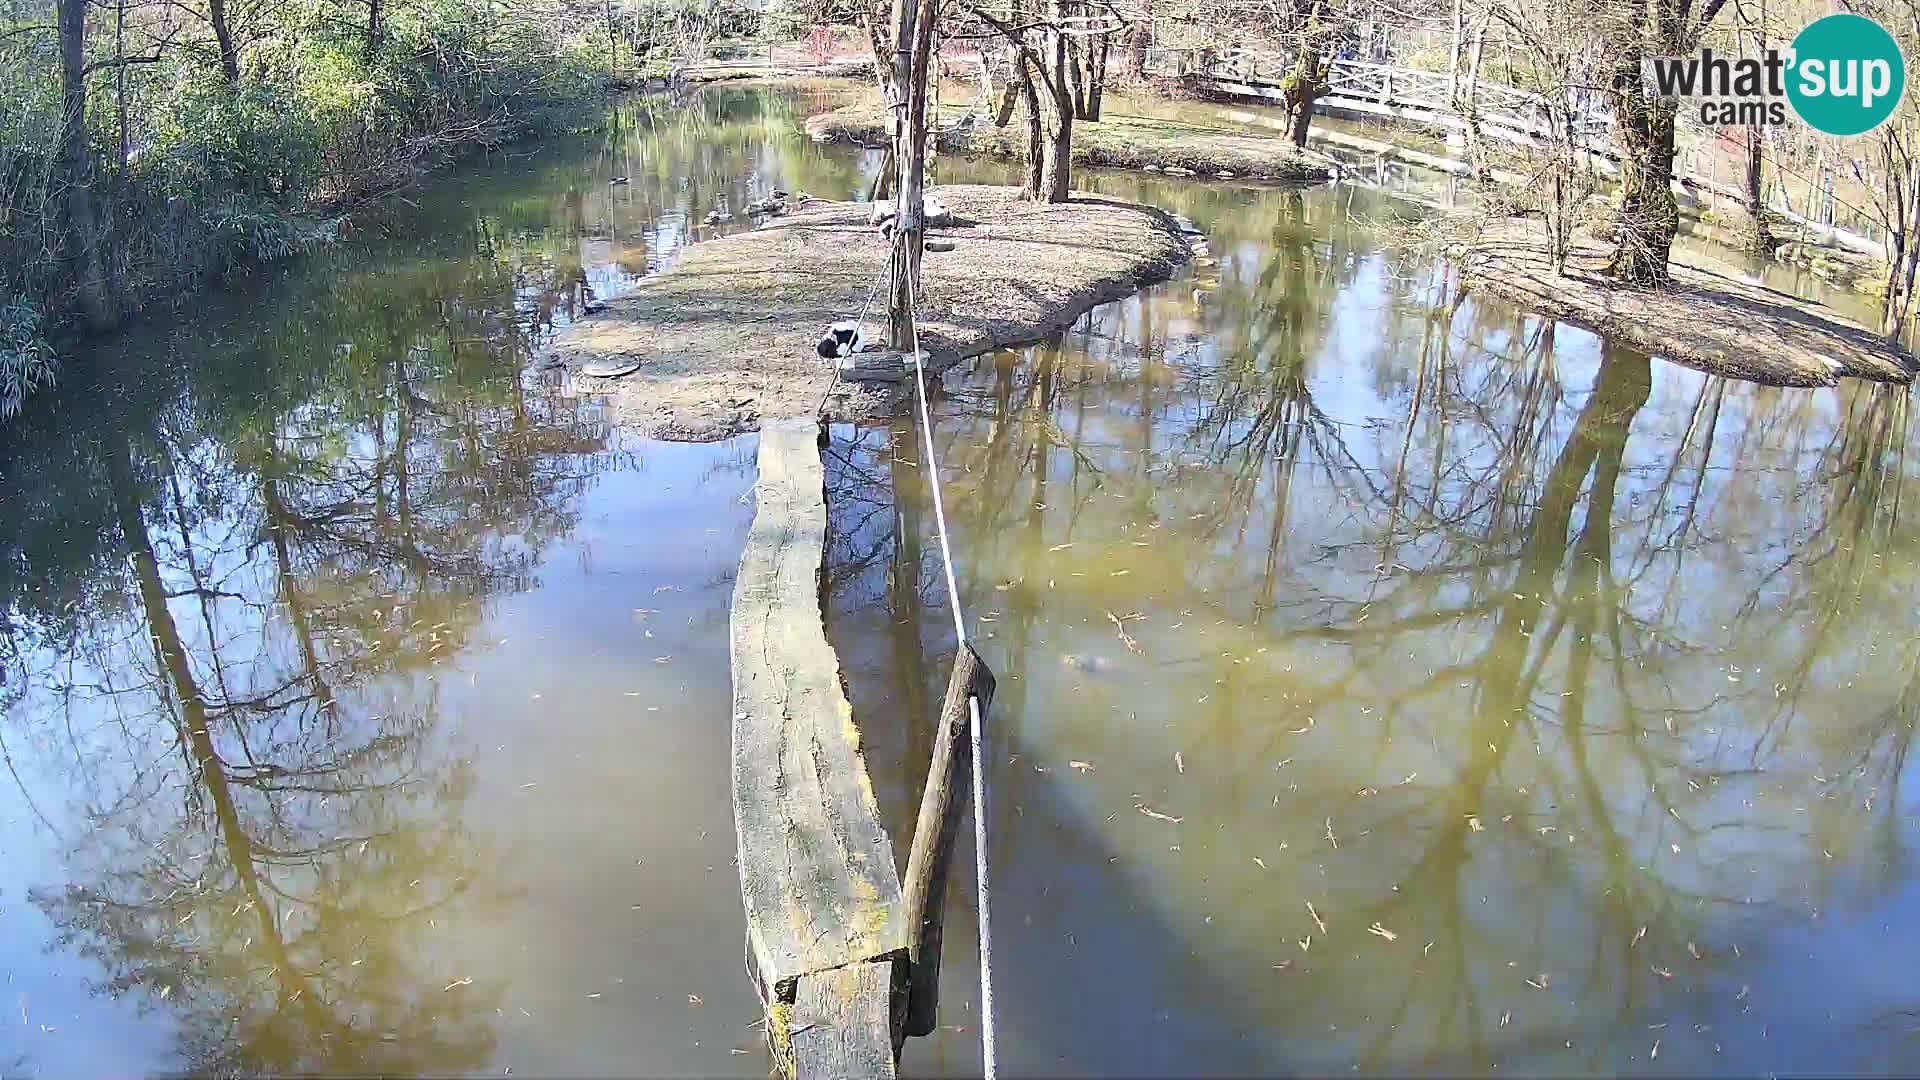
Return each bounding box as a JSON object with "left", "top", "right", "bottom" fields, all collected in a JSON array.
[
  {"left": 904, "top": 267, "right": 998, "bottom": 1080},
  {"left": 813, "top": 211, "right": 998, "bottom": 1078}
]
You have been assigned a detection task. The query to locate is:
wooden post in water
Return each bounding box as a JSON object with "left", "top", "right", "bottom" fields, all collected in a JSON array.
[
  {"left": 900, "top": 644, "right": 996, "bottom": 1037},
  {"left": 732, "top": 416, "right": 910, "bottom": 1079}
]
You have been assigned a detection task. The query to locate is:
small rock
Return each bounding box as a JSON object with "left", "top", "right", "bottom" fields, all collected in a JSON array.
[
  {"left": 1165, "top": 166, "right": 1195, "bottom": 177},
  {"left": 1144, "top": 164, "right": 1162, "bottom": 172},
  {"left": 927, "top": 239, "right": 957, "bottom": 252}
]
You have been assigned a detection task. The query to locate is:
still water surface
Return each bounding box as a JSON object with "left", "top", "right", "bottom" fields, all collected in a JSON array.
[
  {"left": 0, "top": 83, "right": 1915, "bottom": 1076},
  {"left": 839, "top": 182, "right": 1920, "bottom": 1075}
]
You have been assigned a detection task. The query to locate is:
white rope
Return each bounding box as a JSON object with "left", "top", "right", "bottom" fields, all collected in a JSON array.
[{"left": 904, "top": 284, "right": 998, "bottom": 1080}]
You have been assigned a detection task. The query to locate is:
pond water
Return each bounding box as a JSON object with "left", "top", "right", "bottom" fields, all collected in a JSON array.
[
  {"left": 837, "top": 180, "right": 1920, "bottom": 1075},
  {"left": 0, "top": 82, "right": 1915, "bottom": 1077}
]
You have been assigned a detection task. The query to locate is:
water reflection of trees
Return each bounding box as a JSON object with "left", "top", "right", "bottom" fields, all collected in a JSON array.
[
  {"left": 1, "top": 210, "right": 624, "bottom": 1073},
  {"left": 848, "top": 184, "right": 1920, "bottom": 1071}
]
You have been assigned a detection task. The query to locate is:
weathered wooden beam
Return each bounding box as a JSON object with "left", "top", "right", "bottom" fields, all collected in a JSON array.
[
  {"left": 900, "top": 644, "right": 997, "bottom": 1037},
  {"left": 732, "top": 416, "right": 910, "bottom": 1078},
  {"left": 783, "top": 961, "right": 905, "bottom": 1080}
]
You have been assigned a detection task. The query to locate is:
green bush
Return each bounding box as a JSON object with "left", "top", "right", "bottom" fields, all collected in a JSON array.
[
  {"left": 150, "top": 79, "right": 326, "bottom": 202},
  {"left": 0, "top": 0, "right": 617, "bottom": 420},
  {"left": 0, "top": 296, "right": 54, "bottom": 419}
]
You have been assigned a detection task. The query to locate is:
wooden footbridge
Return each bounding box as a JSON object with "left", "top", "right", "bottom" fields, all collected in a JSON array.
[{"left": 731, "top": 417, "right": 994, "bottom": 1078}]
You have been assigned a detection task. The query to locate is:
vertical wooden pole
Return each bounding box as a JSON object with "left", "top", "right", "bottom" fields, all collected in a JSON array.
[{"left": 899, "top": 643, "right": 996, "bottom": 1038}]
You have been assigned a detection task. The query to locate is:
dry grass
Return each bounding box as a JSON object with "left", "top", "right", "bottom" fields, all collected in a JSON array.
[{"left": 548, "top": 185, "right": 1192, "bottom": 440}]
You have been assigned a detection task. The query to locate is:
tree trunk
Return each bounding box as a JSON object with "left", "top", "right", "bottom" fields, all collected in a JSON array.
[
  {"left": 873, "top": 144, "right": 896, "bottom": 200},
  {"left": 1084, "top": 34, "right": 1108, "bottom": 120},
  {"left": 1039, "top": 7, "right": 1072, "bottom": 203},
  {"left": 1880, "top": 164, "right": 1920, "bottom": 341},
  {"left": 114, "top": 0, "right": 129, "bottom": 197},
  {"left": 1447, "top": 0, "right": 1462, "bottom": 102},
  {"left": 975, "top": 50, "right": 994, "bottom": 119},
  {"left": 211, "top": 0, "right": 240, "bottom": 84},
  {"left": 1283, "top": 50, "right": 1322, "bottom": 148},
  {"left": 865, "top": 14, "right": 890, "bottom": 87},
  {"left": 887, "top": 0, "right": 937, "bottom": 347},
  {"left": 1456, "top": 23, "right": 1490, "bottom": 182},
  {"left": 1065, "top": 34, "right": 1087, "bottom": 119},
  {"left": 366, "top": 0, "right": 383, "bottom": 61},
  {"left": 1016, "top": 50, "right": 1044, "bottom": 199},
  {"left": 993, "top": 43, "right": 1019, "bottom": 125},
  {"left": 1129, "top": 0, "right": 1149, "bottom": 79},
  {"left": 1740, "top": 124, "right": 1775, "bottom": 253},
  {"left": 58, "top": 0, "right": 115, "bottom": 333},
  {"left": 1604, "top": 41, "right": 1679, "bottom": 286},
  {"left": 605, "top": 0, "right": 619, "bottom": 80}
]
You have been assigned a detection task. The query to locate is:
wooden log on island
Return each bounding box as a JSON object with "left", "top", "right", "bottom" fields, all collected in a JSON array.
[{"left": 731, "top": 416, "right": 910, "bottom": 1079}]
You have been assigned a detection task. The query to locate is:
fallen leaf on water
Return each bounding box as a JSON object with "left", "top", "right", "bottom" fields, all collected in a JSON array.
[
  {"left": 1069, "top": 760, "right": 1094, "bottom": 773},
  {"left": 689, "top": 994, "right": 703, "bottom": 1006},
  {"left": 1138, "top": 805, "right": 1183, "bottom": 824},
  {"left": 1500, "top": 1010, "right": 1511, "bottom": 1027},
  {"left": 1525, "top": 974, "right": 1550, "bottom": 990},
  {"left": 1175, "top": 752, "right": 1185, "bottom": 774},
  {"left": 1306, "top": 902, "right": 1328, "bottom": 934},
  {"left": 1367, "top": 923, "right": 1398, "bottom": 942},
  {"left": 1253, "top": 857, "right": 1267, "bottom": 869},
  {"left": 444, "top": 978, "right": 473, "bottom": 992}
]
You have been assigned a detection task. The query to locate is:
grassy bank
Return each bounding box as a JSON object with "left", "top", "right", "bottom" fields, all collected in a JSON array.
[
  {"left": 805, "top": 101, "right": 1332, "bottom": 186},
  {"left": 1, "top": 0, "right": 617, "bottom": 417}
]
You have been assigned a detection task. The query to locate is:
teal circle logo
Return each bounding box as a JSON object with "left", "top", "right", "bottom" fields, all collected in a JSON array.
[{"left": 1786, "top": 13, "right": 1905, "bottom": 136}]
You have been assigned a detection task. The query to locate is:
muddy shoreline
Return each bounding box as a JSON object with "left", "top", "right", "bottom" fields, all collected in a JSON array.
[{"left": 548, "top": 185, "right": 1193, "bottom": 440}]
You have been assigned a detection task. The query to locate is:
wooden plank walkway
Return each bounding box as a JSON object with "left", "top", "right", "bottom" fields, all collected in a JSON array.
[{"left": 732, "top": 416, "right": 909, "bottom": 1078}]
